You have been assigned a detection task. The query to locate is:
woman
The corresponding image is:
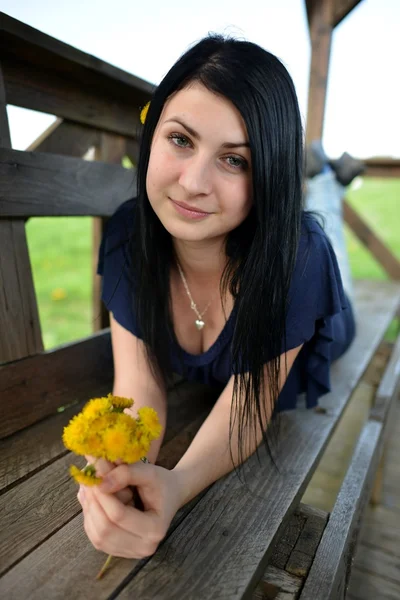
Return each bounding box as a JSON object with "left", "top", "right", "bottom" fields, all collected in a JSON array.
[{"left": 78, "top": 35, "right": 355, "bottom": 559}]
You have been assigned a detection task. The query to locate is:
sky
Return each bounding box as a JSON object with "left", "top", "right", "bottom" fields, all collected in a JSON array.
[{"left": 1, "top": 0, "right": 399, "bottom": 159}]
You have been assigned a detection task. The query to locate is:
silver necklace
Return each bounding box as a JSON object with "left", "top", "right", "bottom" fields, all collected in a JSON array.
[{"left": 176, "top": 262, "right": 212, "bottom": 330}]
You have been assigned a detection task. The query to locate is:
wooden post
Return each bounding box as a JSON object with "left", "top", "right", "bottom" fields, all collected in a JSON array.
[
  {"left": 92, "top": 133, "right": 127, "bottom": 331},
  {"left": 305, "top": 0, "right": 335, "bottom": 144},
  {"left": 0, "top": 63, "right": 43, "bottom": 362}
]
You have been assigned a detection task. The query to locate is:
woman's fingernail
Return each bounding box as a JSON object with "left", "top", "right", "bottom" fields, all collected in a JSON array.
[{"left": 80, "top": 487, "right": 86, "bottom": 501}]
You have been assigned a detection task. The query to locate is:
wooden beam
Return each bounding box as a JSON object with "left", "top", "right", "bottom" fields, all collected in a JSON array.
[
  {"left": 92, "top": 133, "right": 127, "bottom": 332},
  {"left": 1, "top": 56, "right": 143, "bottom": 138},
  {"left": 343, "top": 199, "right": 400, "bottom": 280},
  {"left": 0, "top": 63, "right": 43, "bottom": 363},
  {"left": 333, "top": 0, "right": 364, "bottom": 28},
  {"left": 0, "top": 330, "right": 113, "bottom": 439},
  {"left": 0, "top": 147, "right": 136, "bottom": 217},
  {"left": 305, "top": 0, "right": 335, "bottom": 143},
  {"left": 363, "top": 157, "right": 400, "bottom": 179},
  {"left": 27, "top": 118, "right": 100, "bottom": 157},
  {"left": 0, "top": 12, "right": 153, "bottom": 95}
]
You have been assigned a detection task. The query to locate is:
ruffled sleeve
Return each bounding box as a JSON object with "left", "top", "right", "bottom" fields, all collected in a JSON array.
[
  {"left": 97, "top": 198, "right": 140, "bottom": 337},
  {"left": 281, "top": 213, "right": 354, "bottom": 408}
]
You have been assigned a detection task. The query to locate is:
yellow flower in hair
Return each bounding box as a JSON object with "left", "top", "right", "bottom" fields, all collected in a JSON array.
[
  {"left": 137, "top": 407, "right": 162, "bottom": 440},
  {"left": 140, "top": 101, "right": 150, "bottom": 124},
  {"left": 70, "top": 464, "right": 102, "bottom": 486}
]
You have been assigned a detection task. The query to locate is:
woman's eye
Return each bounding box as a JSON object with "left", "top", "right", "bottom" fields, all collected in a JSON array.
[
  {"left": 225, "top": 156, "right": 248, "bottom": 170},
  {"left": 168, "top": 134, "right": 191, "bottom": 148}
]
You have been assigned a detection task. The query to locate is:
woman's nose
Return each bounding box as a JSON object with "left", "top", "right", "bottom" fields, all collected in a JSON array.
[{"left": 178, "top": 155, "right": 212, "bottom": 196}]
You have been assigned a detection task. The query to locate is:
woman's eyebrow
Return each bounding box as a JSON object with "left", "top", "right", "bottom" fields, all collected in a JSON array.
[{"left": 163, "top": 117, "right": 250, "bottom": 149}]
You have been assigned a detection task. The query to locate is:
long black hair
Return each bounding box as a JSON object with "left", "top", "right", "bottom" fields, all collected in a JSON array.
[{"left": 132, "top": 34, "right": 304, "bottom": 468}]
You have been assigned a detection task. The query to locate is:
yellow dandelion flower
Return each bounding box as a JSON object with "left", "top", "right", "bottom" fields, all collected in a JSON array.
[
  {"left": 70, "top": 464, "right": 102, "bottom": 486},
  {"left": 140, "top": 101, "right": 150, "bottom": 124},
  {"left": 108, "top": 394, "right": 134, "bottom": 412},
  {"left": 137, "top": 407, "right": 162, "bottom": 441},
  {"left": 83, "top": 432, "right": 106, "bottom": 459},
  {"left": 63, "top": 413, "right": 89, "bottom": 454},
  {"left": 123, "top": 439, "right": 150, "bottom": 464},
  {"left": 83, "top": 397, "right": 112, "bottom": 419},
  {"left": 102, "top": 425, "right": 132, "bottom": 462}
]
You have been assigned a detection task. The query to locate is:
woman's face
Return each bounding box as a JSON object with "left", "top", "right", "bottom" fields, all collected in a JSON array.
[{"left": 146, "top": 83, "right": 252, "bottom": 244}]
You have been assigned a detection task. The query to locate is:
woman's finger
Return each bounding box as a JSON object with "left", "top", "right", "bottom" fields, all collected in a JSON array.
[
  {"left": 81, "top": 489, "right": 152, "bottom": 558},
  {"left": 92, "top": 484, "right": 160, "bottom": 539}
]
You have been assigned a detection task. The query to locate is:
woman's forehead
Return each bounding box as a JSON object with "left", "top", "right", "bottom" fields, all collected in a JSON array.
[{"left": 160, "top": 83, "right": 248, "bottom": 139}]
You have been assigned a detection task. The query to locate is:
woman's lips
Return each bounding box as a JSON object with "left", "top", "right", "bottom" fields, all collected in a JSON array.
[{"left": 169, "top": 198, "right": 211, "bottom": 220}]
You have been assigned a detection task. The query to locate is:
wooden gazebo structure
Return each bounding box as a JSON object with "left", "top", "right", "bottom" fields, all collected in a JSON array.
[{"left": 0, "top": 2, "right": 399, "bottom": 599}]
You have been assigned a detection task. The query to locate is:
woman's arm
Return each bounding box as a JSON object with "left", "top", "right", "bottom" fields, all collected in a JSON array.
[
  {"left": 171, "top": 343, "right": 303, "bottom": 507},
  {"left": 78, "top": 342, "right": 303, "bottom": 559},
  {"left": 110, "top": 313, "right": 167, "bottom": 463}
]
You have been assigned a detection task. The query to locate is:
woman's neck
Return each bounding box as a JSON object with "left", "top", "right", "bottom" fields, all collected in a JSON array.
[{"left": 173, "top": 237, "right": 227, "bottom": 282}]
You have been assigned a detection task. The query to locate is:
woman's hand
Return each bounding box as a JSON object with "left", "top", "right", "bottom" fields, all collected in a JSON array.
[
  {"left": 82, "top": 455, "right": 133, "bottom": 505},
  {"left": 77, "top": 462, "right": 183, "bottom": 559}
]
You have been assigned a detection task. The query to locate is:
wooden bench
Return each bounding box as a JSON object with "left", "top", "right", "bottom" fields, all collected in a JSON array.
[{"left": 1, "top": 12, "right": 400, "bottom": 600}]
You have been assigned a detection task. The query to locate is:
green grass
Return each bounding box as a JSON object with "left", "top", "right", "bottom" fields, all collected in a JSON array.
[{"left": 26, "top": 177, "right": 400, "bottom": 350}]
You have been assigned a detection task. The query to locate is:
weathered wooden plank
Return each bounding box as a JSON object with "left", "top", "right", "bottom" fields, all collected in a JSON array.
[
  {"left": 305, "top": 0, "right": 334, "bottom": 143},
  {"left": 299, "top": 419, "right": 384, "bottom": 600},
  {"left": 347, "top": 566, "right": 400, "bottom": 600},
  {"left": 27, "top": 118, "right": 100, "bottom": 157},
  {"left": 343, "top": 200, "right": 400, "bottom": 280},
  {"left": 0, "top": 377, "right": 215, "bottom": 491},
  {"left": 285, "top": 505, "right": 328, "bottom": 578},
  {"left": 0, "top": 12, "right": 153, "bottom": 95},
  {"left": 0, "top": 385, "right": 213, "bottom": 593},
  {"left": 110, "top": 281, "right": 400, "bottom": 599},
  {"left": 0, "top": 330, "right": 113, "bottom": 439},
  {"left": 0, "top": 147, "right": 136, "bottom": 217},
  {"left": 2, "top": 55, "right": 143, "bottom": 139},
  {"left": 370, "top": 334, "right": 400, "bottom": 422},
  {"left": 92, "top": 132, "right": 127, "bottom": 331},
  {"left": 253, "top": 565, "right": 302, "bottom": 600},
  {"left": 358, "top": 504, "right": 400, "bottom": 556},
  {"left": 0, "top": 63, "right": 44, "bottom": 363},
  {"left": 0, "top": 61, "right": 10, "bottom": 147},
  {"left": 254, "top": 504, "right": 328, "bottom": 599},
  {"left": 363, "top": 157, "right": 400, "bottom": 178},
  {"left": 352, "top": 544, "right": 400, "bottom": 585}
]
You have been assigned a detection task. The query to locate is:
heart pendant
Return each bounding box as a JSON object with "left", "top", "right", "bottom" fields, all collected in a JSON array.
[{"left": 195, "top": 319, "right": 205, "bottom": 330}]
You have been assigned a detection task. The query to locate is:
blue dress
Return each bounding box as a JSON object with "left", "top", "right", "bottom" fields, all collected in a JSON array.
[{"left": 98, "top": 199, "right": 356, "bottom": 412}]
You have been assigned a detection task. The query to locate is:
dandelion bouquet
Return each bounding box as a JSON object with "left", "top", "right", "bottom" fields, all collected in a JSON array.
[{"left": 62, "top": 394, "right": 161, "bottom": 577}]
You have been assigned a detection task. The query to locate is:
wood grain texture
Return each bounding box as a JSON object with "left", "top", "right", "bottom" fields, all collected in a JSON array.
[
  {"left": 0, "top": 147, "right": 136, "bottom": 217},
  {"left": 0, "top": 391, "right": 213, "bottom": 594},
  {"left": 347, "top": 566, "right": 400, "bottom": 600},
  {"left": 0, "top": 12, "right": 153, "bottom": 95},
  {"left": 0, "top": 63, "right": 44, "bottom": 363},
  {"left": 299, "top": 419, "right": 384, "bottom": 600},
  {"left": 343, "top": 200, "right": 400, "bottom": 280},
  {"left": 0, "top": 403, "right": 81, "bottom": 492},
  {"left": 109, "top": 281, "right": 400, "bottom": 600},
  {"left": 0, "top": 61, "right": 11, "bottom": 147},
  {"left": 305, "top": 0, "right": 334, "bottom": 143},
  {"left": 0, "top": 330, "right": 113, "bottom": 439},
  {"left": 27, "top": 118, "right": 100, "bottom": 157},
  {"left": 371, "top": 334, "right": 400, "bottom": 423},
  {"left": 0, "top": 220, "right": 44, "bottom": 363},
  {"left": 92, "top": 132, "right": 127, "bottom": 331},
  {"left": 0, "top": 452, "right": 81, "bottom": 575}
]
